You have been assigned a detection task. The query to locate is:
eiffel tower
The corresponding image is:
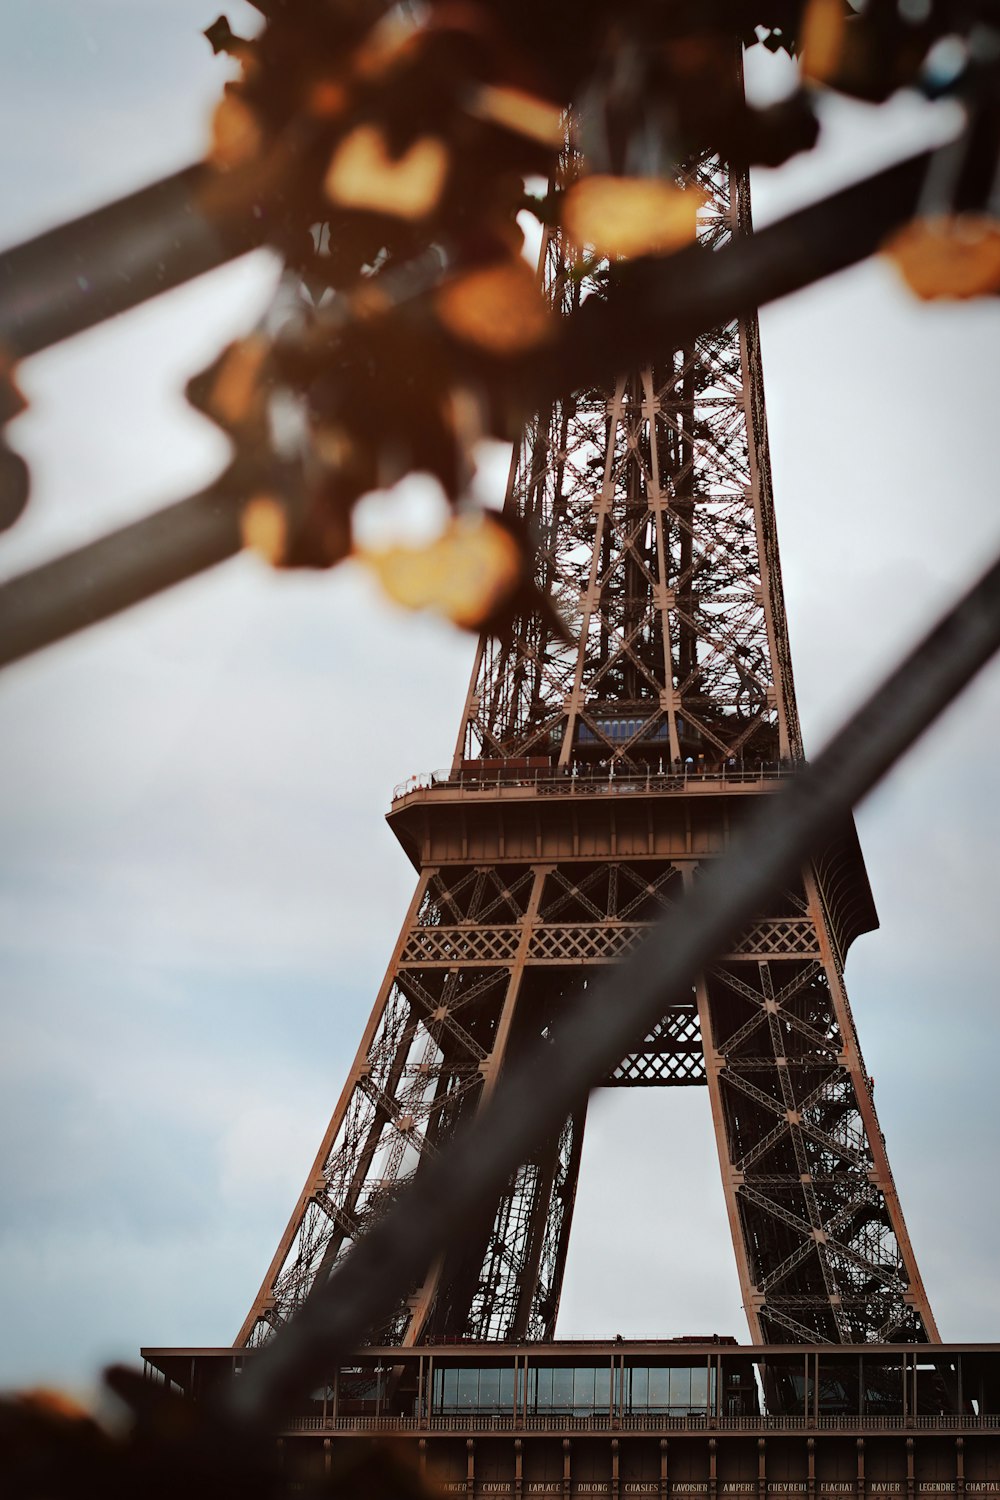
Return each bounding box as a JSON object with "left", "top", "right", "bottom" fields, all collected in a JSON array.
[{"left": 232, "top": 154, "right": 938, "bottom": 1357}]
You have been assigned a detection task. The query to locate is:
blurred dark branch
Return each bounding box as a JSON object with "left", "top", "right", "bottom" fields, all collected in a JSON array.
[
  {"left": 0, "top": 486, "right": 244, "bottom": 666},
  {"left": 0, "top": 136, "right": 932, "bottom": 370},
  {"left": 0, "top": 165, "right": 268, "bottom": 361},
  {"left": 0, "top": 0, "right": 416, "bottom": 363},
  {"left": 225, "top": 536, "right": 1000, "bottom": 1427},
  {"left": 0, "top": 145, "right": 931, "bottom": 670},
  {"left": 555, "top": 148, "right": 930, "bottom": 394}
]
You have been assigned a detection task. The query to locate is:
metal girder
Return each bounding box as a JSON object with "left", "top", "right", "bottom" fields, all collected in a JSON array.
[{"left": 236, "top": 155, "right": 937, "bottom": 1354}]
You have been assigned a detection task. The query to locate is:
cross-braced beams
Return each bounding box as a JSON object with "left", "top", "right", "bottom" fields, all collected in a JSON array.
[
  {"left": 237, "top": 153, "right": 936, "bottom": 1355},
  {"left": 459, "top": 160, "right": 793, "bottom": 776},
  {"left": 698, "top": 917, "right": 932, "bottom": 1345}
]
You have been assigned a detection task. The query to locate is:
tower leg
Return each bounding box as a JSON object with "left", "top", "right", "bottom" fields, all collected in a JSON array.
[{"left": 696, "top": 863, "right": 937, "bottom": 1345}]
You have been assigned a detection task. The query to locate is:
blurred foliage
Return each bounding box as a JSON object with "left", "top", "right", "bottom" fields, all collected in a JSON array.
[
  {"left": 0, "top": 1367, "right": 429, "bottom": 1500},
  {"left": 180, "top": 0, "right": 1000, "bottom": 633}
]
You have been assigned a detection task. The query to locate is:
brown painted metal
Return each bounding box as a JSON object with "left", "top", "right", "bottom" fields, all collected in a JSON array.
[{"left": 235, "top": 158, "right": 937, "bottom": 1351}]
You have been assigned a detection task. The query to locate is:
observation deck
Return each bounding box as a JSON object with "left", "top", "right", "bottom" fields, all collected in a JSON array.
[{"left": 386, "top": 766, "right": 877, "bottom": 967}]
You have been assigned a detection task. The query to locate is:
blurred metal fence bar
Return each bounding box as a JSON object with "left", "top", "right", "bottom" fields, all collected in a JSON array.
[{"left": 0, "top": 165, "right": 269, "bottom": 361}]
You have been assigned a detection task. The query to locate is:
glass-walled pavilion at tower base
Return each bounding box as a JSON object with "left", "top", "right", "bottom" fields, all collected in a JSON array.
[{"left": 142, "top": 1339, "right": 1000, "bottom": 1493}]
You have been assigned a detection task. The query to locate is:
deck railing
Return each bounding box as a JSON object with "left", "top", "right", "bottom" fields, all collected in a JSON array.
[
  {"left": 283, "top": 1412, "right": 1000, "bottom": 1436},
  {"left": 392, "top": 766, "right": 792, "bottom": 803}
]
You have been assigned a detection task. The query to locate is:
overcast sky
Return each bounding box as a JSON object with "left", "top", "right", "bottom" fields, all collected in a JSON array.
[{"left": 1, "top": 4, "right": 999, "bottom": 1397}]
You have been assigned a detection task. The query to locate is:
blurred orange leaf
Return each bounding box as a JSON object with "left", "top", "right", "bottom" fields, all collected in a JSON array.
[
  {"left": 17, "top": 1390, "right": 94, "bottom": 1422},
  {"left": 209, "top": 91, "right": 262, "bottom": 170},
  {"left": 884, "top": 215, "right": 1000, "bottom": 299},
  {"left": 435, "top": 260, "right": 552, "bottom": 355},
  {"left": 206, "top": 337, "right": 269, "bottom": 428},
  {"left": 324, "top": 126, "right": 449, "bottom": 221},
  {"left": 241, "top": 494, "right": 288, "bottom": 564},
  {"left": 562, "top": 176, "right": 704, "bottom": 261},
  {"left": 359, "top": 513, "right": 522, "bottom": 629},
  {"left": 800, "top": 0, "right": 847, "bottom": 83},
  {"left": 468, "top": 84, "right": 564, "bottom": 147},
  {"left": 354, "top": 10, "right": 421, "bottom": 81}
]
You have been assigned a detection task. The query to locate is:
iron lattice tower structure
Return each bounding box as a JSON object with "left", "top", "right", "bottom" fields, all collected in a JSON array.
[{"left": 237, "top": 157, "right": 938, "bottom": 1353}]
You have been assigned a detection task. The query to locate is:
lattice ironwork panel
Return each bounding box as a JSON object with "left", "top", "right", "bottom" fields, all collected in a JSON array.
[
  {"left": 704, "top": 953, "right": 927, "bottom": 1344},
  {"left": 607, "top": 1003, "right": 705, "bottom": 1086},
  {"left": 528, "top": 923, "right": 651, "bottom": 963},
  {"left": 458, "top": 157, "right": 796, "bottom": 775},
  {"left": 538, "top": 861, "right": 681, "bottom": 923},
  {"left": 417, "top": 866, "right": 538, "bottom": 926},
  {"left": 455, "top": 1112, "right": 584, "bottom": 1343},
  {"left": 728, "top": 918, "right": 820, "bottom": 958},
  {"left": 239, "top": 957, "right": 511, "bottom": 1349},
  {"left": 401, "top": 926, "right": 522, "bottom": 965}
]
